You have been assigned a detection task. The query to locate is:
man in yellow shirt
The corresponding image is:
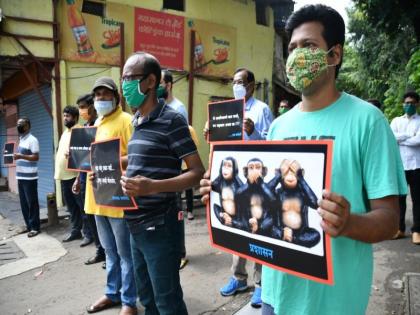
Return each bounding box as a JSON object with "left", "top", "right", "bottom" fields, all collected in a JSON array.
[
  {"left": 84, "top": 77, "right": 137, "bottom": 315},
  {"left": 54, "top": 106, "right": 84, "bottom": 242}
]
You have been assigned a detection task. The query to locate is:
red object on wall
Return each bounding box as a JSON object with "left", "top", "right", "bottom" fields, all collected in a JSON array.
[{"left": 134, "top": 8, "right": 184, "bottom": 70}]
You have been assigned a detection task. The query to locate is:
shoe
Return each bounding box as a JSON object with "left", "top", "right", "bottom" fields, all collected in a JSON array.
[
  {"left": 85, "top": 254, "right": 106, "bottom": 265},
  {"left": 180, "top": 258, "right": 189, "bottom": 270},
  {"left": 187, "top": 212, "right": 195, "bottom": 220},
  {"left": 392, "top": 230, "right": 405, "bottom": 240},
  {"left": 27, "top": 230, "right": 40, "bottom": 238},
  {"left": 220, "top": 276, "right": 248, "bottom": 296},
  {"left": 413, "top": 232, "right": 420, "bottom": 245},
  {"left": 80, "top": 237, "right": 94, "bottom": 247},
  {"left": 86, "top": 295, "right": 121, "bottom": 313},
  {"left": 63, "top": 233, "right": 83, "bottom": 242},
  {"left": 250, "top": 286, "right": 262, "bottom": 308},
  {"left": 119, "top": 305, "right": 138, "bottom": 315}
]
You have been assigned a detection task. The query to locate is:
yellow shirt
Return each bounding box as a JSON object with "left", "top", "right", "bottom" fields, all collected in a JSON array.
[
  {"left": 54, "top": 126, "right": 80, "bottom": 180},
  {"left": 182, "top": 125, "right": 199, "bottom": 170},
  {"left": 84, "top": 107, "right": 133, "bottom": 218}
]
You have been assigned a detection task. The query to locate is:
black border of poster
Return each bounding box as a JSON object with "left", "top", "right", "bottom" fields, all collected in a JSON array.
[
  {"left": 3, "top": 142, "right": 15, "bottom": 166},
  {"left": 67, "top": 127, "right": 97, "bottom": 172}
]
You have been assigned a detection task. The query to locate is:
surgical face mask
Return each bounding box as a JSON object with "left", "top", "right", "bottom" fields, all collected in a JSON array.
[
  {"left": 79, "top": 108, "right": 90, "bottom": 121},
  {"left": 233, "top": 84, "right": 246, "bottom": 100},
  {"left": 403, "top": 103, "right": 417, "bottom": 116},
  {"left": 94, "top": 100, "right": 115, "bottom": 117},
  {"left": 122, "top": 78, "right": 149, "bottom": 108},
  {"left": 286, "top": 46, "right": 335, "bottom": 92}
]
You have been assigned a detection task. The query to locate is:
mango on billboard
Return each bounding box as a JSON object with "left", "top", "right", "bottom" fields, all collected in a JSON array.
[
  {"left": 61, "top": 0, "right": 133, "bottom": 66},
  {"left": 185, "top": 19, "right": 237, "bottom": 78}
]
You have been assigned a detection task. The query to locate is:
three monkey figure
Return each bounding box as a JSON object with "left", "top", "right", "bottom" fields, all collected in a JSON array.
[{"left": 212, "top": 157, "right": 320, "bottom": 248}]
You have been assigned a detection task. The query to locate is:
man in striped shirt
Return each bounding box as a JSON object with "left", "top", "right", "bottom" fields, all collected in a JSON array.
[
  {"left": 14, "top": 117, "right": 40, "bottom": 238},
  {"left": 120, "top": 52, "right": 205, "bottom": 315}
]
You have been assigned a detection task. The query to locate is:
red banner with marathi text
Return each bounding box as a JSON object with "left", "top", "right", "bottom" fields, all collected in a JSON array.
[{"left": 134, "top": 8, "right": 185, "bottom": 70}]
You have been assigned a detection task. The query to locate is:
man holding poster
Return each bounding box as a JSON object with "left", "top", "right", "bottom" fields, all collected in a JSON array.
[
  {"left": 201, "top": 5, "right": 407, "bottom": 315},
  {"left": 120, "top": 52, "right": 204, "bottom": 315},
  {"left": 84, "top": 77, "right": 137, "bottom": 315}
]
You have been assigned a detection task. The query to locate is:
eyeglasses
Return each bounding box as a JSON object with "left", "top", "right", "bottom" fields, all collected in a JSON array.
[{"left": 121, "top": 73, "right": 148, "bottom": 82}]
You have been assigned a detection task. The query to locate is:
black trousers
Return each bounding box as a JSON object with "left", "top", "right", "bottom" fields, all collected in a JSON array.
[
  {"left": 18, "top": 179, "right": 40, "bottom": 232},
  {"left": 398, "top": 169, "right": 420, "bottom": 233},
  {"left": 61, "top": 178, "right": 83, "bottom": 235}
]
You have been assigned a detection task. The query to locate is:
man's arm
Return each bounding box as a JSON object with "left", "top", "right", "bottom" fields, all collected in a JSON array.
[
  {"left": 390, "top": 118, "right": 410, "bottom": 143},
  {"left": 399, "top": 130, "right": 420, "bottom": 146},
  {"left": 14, "top": 152, "right": 39, "bottom": 162},
  {"left": 121, "top": 153, "right": 205, "bottom": 196},
  {"left": 317, "top": 190, "right": 399, "bottom": 243},
  {"left": 245, "top": 106, "right": 273, "bottom": 140}
]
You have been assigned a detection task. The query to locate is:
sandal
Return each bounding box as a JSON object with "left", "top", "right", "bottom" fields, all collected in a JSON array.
[
  {"left": 27, "top": 230, "right": 40, "bottom": 238},
  {"left": 87, "top": 295, "right": 121, "bottom": 314}
]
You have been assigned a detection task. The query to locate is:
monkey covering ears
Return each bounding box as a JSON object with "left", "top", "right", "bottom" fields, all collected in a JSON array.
[
  {"left": 271, "top": 159, "right": 320, "bottom": 247},
  {"left": 235, "top": 158, "right": 275, "bottom": 235},
  {"left": 212, "top": 157, "right": 245, "bottom": 228}
]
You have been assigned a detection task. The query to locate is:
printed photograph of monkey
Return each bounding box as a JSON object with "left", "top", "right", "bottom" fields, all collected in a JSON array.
[{"left": 210, "top": 150, "right": 325, "bottom": 256}]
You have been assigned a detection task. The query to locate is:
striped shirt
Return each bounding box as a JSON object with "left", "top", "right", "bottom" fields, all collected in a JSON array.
[
  {"left": 16, "top": 133, "right": 39, "bottom": 180},
  {"left": 124, "top": 100, "right": 197, "bottom": 222}
]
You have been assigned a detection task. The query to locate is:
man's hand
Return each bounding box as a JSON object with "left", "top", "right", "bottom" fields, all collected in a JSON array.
[
  {"left": 88, "top": 172, "right": 96, "bottom": 182},
  {"left": 64, "top": 149, "right": 70, "bottom": 159},
  {"left": 249, "top": 217, "right": 258, "bottom": 233},
  {"left": 317, "top": 190, "right": 351, "bottom": 237},
  {"left": 120, "top": 175, "right": 155, "bottom": 197},
  {"left": 13, "top": 153, "right": 23, "bottom": 160},
  {"left": 199, "top": 170, "right": 211, "bottom": 204},
  {"left": 203, "top": 121, "right": 210, "bottom": 142},
  {"left": 243, "top": 118, "right": 255, "bottom": 136},
  {"left": 72, "top": 179, "right": 80, "bottom": 195},
  {"left": 283, "top": 227, "right": 293, "bottom": 242}
]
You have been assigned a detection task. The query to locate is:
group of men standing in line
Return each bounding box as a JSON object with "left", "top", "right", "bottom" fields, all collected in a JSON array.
[{"left": 11, "top": 4, "right": 420, "bottom": 315}]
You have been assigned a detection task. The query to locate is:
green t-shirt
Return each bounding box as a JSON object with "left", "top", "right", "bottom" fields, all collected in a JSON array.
[{"left": 262, "top": 92, "right": 407, "bottom": 315}]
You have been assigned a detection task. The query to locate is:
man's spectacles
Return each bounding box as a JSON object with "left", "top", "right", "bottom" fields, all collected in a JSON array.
[
  {"left": 121, "top": 73, "right": 148, "bottom": 82},
  {"left": 404, "top": 101, "right": 416, "bottom": 105}
]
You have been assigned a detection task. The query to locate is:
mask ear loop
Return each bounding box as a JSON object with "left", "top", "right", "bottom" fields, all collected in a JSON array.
[{"left": 326, "top": 46, "right": 338, "bottom": 67}]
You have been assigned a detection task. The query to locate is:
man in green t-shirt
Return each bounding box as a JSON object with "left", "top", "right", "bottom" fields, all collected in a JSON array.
[{"left": 200, "top": 4, "right": 406, "bottom": 315}]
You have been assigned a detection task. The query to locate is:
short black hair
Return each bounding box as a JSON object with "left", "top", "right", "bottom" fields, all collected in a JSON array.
[
  {"left": 76, "top": 93, "right": 94, "bottom": 106},
  {"left": 19, "top": 117, "right": 31, "bottom": 128},
  {"left": 162, "top": 70, "right": 173, "bottom": 84},
  {"left": 403, "top": 91, "right": 419, "bottom": 102},
  {"left": 234, "top": 68, "right": 255, "bottom": 83},
  {"left": 63, "top": 105, "right": 79, "bottom": 119},
  {"left": 285, "top": 4, "right": 345, "bottom": 78},
  {"left": 367, "top": 99, "right": 382, "bottom": 109}
]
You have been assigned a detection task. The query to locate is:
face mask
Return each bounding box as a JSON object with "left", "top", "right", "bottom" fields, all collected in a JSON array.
[
  {"left": 79, "top": 108, "right": 90, "bottom": 121},
  {"left": 403, "top": 103, "right": 417, "bottom": 116},
  {"left": 94, "top": 100, "right": 115, "bottom": 117},
  {"left": 122, "top": 79, "right": 148, "bottom": 108},
  {"left": 286, "top": 47, "right": 335, "bottom": 92},
  {"left": 64, "top": 120, "right": 76, "bottom": 129},
  {"left": 233, "top": 84, "right": 246, "bottom": 100},
  {"left": 17, "top": 125, "right": 26, "bottom": 134},
  {"left": 159, "top": 85, "right": 169, "bottom": 100},
  {"left": 279, "top": 107, "right": 289, "bottom": 115}
]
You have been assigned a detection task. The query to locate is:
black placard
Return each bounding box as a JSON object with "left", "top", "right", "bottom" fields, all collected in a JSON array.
[
  {"left": 208, "top": 99, "right": 244, "bottom": 142},
  {"left": 3, "top": 142, "right": 15, "bottom": 165},
  {"left": 208, "top": 141, "right": 334, "bottom": 284},
  {"left": 90, "top": 138, "right": 137, "bottom": 209},
  {"left": 67, "top": 127, "right": 97, "bottom": 172}
]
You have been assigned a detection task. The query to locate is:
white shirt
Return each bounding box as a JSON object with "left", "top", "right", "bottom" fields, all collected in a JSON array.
[
  {"left": 244, "top": 97, "right": 274, "bottom": 140},
  {"left": 390, "top": 113, "right": 420, "bottom": 170},
  {"left": 167, "top": 97, "right": 188, "bottom": 122},
  {"left": 16, "top": 133, "right": 39, "bottom": 180}
]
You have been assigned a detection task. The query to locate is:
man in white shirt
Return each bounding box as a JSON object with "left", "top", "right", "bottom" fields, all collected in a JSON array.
[
  {"left": 161, "top": 70, "right": 188, "bottom": 122},
  {"left": 390, "top": 91, "right": 420, "bottom": 244}
]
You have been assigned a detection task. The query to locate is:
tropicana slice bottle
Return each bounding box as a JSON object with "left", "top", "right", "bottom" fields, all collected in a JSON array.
[{"left": 66, "top": 0, "right": 94, "bottom": 57}]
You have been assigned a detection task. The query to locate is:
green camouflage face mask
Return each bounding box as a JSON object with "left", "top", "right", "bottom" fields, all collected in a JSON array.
[{"left": 286, "top": 47, "right": 334, "bottom": 92}]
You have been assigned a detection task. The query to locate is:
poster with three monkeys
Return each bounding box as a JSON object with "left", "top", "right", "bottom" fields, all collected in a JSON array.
[{"left": 208, "top": 141, "right": 334, "bottom": 284}]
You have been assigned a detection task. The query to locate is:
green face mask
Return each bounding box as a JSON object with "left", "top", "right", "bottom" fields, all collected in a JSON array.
[
  {"left": 122, "top": 78, "right": 167, "bottom": 108},
  {"left": 286, "top": 47, "right": 334, "bottom": 92},
  {"left": 279, "top": 107, "right": 289, "bottom": 115},
  {"left": 403, "top": 103, "right": 417, "bottom": 116}
]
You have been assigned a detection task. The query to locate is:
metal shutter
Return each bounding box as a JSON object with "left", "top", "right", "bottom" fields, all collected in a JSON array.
[
  {"left": 0, "top": 116, "right": 6, "bottom": 177},
  {"left": 18, "top": 85, "right": 54, "bottom": 207}
]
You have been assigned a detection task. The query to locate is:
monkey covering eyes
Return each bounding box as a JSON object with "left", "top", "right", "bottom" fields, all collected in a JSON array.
[
  {"left": 212, "top": 157, "right": 245, "bottom": 228},
  {"left": 271, "top": 159, "right": 320, "bottom": 247},
  {"left": 235, "top": 158, "right": 275, "bottom": 235}
]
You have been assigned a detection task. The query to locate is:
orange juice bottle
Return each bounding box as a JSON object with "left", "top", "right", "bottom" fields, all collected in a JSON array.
[{"left": 66, "top": 0, "right": 94, "bottom": 56}]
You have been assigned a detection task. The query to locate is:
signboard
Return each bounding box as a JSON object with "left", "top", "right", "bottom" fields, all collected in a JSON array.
[
  {"left": 134, "top": 7, "right": 185, "bottom": 70},
  {"left": 208, "top": 99, "right": 244, "bottom": 142},
  {"left": 208, "top": 141, "right": 334, "bottom": 284},
  {"left": 90, "top": 138, "right": 137, "bottom": 209},
  {"left": 67, "top": 127, "right": 97, "bottom": 172},
  {"left": 186, "top": 18, "right": 237, "bottom": 77},
  {"left": 3, "top": 142, "right": 15, "bottom": 165}
]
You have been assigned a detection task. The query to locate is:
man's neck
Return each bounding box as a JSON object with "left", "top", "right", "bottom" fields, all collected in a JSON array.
[
  {"left": 301, "top": 83, "right": 340, "bottom": 112},
  {"left": 166, "top": 92, "right": 174, "bottom": 104},
  {"left": 139, "top": 96, "right": 159, "bottom": 118},
  {"left": 88, "top": 116, "right": 97, "bottom": 124},
  {"left": 20, "top": 131, "right": 30, "bottom": 138}
]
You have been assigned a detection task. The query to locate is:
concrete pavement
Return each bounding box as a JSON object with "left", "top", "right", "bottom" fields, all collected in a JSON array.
[{"left": 0, "top": 191, "right": 419, "bottom": 315}]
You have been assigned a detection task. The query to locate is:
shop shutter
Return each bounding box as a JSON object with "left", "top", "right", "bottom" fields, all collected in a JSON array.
[
  {"left": 18, "top": 85, "right": 54, "bottom": 207},
  {"left": 0, "top": 116, "right": 6, "bottom": 177}
]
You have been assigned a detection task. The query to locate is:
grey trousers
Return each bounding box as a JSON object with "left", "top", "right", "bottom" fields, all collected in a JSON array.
[{"left": 231, "top": 255, "right": 261, "bottom": 286}]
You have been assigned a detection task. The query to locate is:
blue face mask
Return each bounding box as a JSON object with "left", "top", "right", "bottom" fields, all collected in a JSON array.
[
  {"left": 94, "top": 100, "right": 115, "bottom": 117},
  {"left": 403, "top": 103, "right": 417, "bottom": 116}
]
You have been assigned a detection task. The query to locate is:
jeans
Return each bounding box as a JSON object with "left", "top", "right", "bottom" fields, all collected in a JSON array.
[
  {"left": 17, "top": 179, "right": 40, "bottom": 231},
  {"left": 61, "top": 178, "right": 83, "bottom": 235},
  {"left": 399, "top": 169, "right": 420, "bottom": 233},
  {"left": 129, "top": 209, "right": 188, "bottom": 315},
  {"left": 262, "top": 303, "right": 276, "bottom": 315},
  {"left": 95, "top": 215, "right": 137, "bottom": 307}
]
